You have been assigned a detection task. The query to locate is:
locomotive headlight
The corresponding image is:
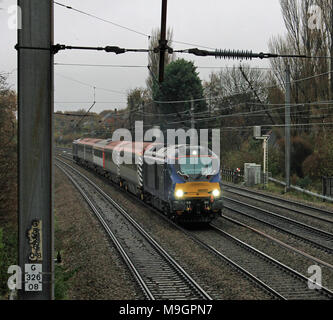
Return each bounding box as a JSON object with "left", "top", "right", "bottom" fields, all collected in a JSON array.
[
  {"left": 212, "top": 189, "right": 220, "bottom": 198},
  {"left": 175, "top": 189, "right": 184, "bottom": 198}
]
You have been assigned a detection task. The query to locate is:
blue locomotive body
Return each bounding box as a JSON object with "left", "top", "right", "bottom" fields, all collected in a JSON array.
[{"left": 73, "top": 139, "right": 223, "bottom": 223}]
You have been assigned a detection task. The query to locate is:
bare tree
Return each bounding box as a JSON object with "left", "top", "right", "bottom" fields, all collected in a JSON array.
[
  {"left": 268, "top": 0, "right": 332, "bottom": 131},
  {"left": 146, "top": 27, "right": 175, "bottom": 97},
  {"left": 202, "top": 65, "right": 273, "bottom": 154},
  {"left": 204, "top": 64, "right": 271, "bottom": 118},
  {"left": 126, "top": 87, "right": 150, "bottom": 132}
]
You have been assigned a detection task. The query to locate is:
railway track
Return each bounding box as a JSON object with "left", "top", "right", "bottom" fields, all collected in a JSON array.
[
  {"left": 223, "top": 183, "right": 333, "bottom": 224},
  {"left": 195, "top": 225, "right": 333, "bottom": 300},
  {"left": 223, "top": 196, "right": 333, "bottom": 254},
  {"left": 57, "top": 154, "right": 333, "bottom": 299},
  {"left": 55, "top": 158, "right": 212, "bottom": 300},
  {"left": 220, "top": 215, "right": 333, "bottom": 271},
  {"left": 178, "top": 224, "right": 333, "bottom": 299}
]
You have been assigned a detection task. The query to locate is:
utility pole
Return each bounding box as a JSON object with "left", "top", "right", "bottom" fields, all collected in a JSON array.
[
  {"left": 191, "top": 99, "right": 195, "bottom": 130},
  {"left": 18, "top": 0, "right": 54, "bottom": 299},
  {"left": 158, "top": 0, "right": 168, "bottom": 83},
  {"left": 129, "top": 97, "right": 133, "bottom": 136},
  {"left": 253, "top": 126, "right": 270, "bottom": 189},
  {"left": 262, "top": 136, "right": 269, "bottom": 187},
  {"left": 209, "top": 84, "right": 212, "bottom": 117},
  {"left": 142, "top": 101, "right": 146, "bottom": 126},
  {"left": 190, "top": 98, "right": 197, "bottom": 146},
  {"left": 285, "top": 65, "right": 291, "bottom": 192}
]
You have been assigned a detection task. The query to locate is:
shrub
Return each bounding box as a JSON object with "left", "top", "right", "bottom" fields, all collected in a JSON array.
[
  {"left": 278, "top": 136, "right": 313, "bottom": 178},
  {"left": 302, "top": 153, "right": 323, "bottom": 179},
  {"left": 291, "top": 174, "right": 298, "bottom": 185},
  {"left": 297, "top": 176, "right": 312, "bottom": 189},
  {"left": 302, "top": 134, "right": 333, "bottom": 179},
  {"left": 269, "top": 147, "right": 283, "bottom": 176}
]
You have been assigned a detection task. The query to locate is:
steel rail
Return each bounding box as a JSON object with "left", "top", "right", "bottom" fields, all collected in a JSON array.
[
  {"left": 224, "top": 187, "right": 333, "bottom": 225},
  {"left": 222, "top": 183, "right": 333, "bottom": 218},
  {"left": 220, "top": 215, "right": 333, "bottom": 271},
  {"left": 224, "top": 197, "right": 333, "bottom": 254},
  {"left": 56, "top": 159, "right": 212, "bottom": 300},
  {"left": 57, "top": 153, "right": 331, "bottom": 299},
  {"left": 224, "top": 196, "right": 333, "bottom": 238},
  {"left": 57, "top": 153, "right": 286, "bottom": 299},
  {"left": 210, "top": 225, "right": 333, "bottom": 300},
  {"left": 55, "top": 162, "right": 154, "bottom": 299}
]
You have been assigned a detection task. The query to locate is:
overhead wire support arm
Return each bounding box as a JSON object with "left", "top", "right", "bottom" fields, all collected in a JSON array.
[
  {"left": 15, "top": 43, "right": 151, "bottom": 55},
  {"left": 52, "top": 44, "right": 151, "bottom": 54},
  {"left": 17, "top": 43, "right": 329, "bottom": 60},
  {"left": 175, "top": 48, "right": 309, "bottom": 60}
]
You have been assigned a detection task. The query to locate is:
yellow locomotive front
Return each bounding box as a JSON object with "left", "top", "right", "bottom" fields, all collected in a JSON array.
[{"left": 168, "top": 147, "right": 223, "bottom": 222}]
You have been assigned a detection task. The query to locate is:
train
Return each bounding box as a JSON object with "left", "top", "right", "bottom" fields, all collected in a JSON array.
[{"left": 72, "top": 138, "right": 223, "bottom": 223}]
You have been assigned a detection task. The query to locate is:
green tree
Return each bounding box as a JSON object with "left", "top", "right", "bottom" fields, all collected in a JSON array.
[
  {"left": 0, "top": 73, "right": 18, "bottom": 298},
  {"left": 0, "top": 74, "right": 17, "bottom": 224},
  {"left": 153, "top": 59, "right": 207, "bottom": 130}
]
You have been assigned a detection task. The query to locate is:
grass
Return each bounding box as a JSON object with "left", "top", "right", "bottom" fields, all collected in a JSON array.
[
  {"left": 252, "top": 181, "right": 333, "bottom": 209},
  {"left": 54, "top": 210, "right": 77, "bottom": 300},
  {"left": 54, "top": 264, "right": 78, "bottom": 300}
]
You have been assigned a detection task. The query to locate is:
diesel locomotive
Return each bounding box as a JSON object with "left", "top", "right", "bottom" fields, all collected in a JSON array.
[{"left": 72, "top": 138, "right": 223, "bottom": 223}]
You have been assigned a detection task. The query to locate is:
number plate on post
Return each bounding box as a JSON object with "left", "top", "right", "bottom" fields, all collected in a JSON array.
[{"left": 25, "top": 264, "right": 42, "bottom": 292}]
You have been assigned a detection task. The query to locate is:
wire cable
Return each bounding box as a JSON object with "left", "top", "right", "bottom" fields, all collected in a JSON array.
[
  {"left": 53, "top": 1, "right": 222, "bottom": 51},
  {"left": 55, "top": 63, "right": 147, "bottom": 68},
  {"left": 166, "top": 102, "right": 333, "bottom": 125},
  {"left": 54, "top": 1, "right": 150, "bottom": 38},
  {"left": 55, "top": 73, "right": 127, "bottom": 95}
]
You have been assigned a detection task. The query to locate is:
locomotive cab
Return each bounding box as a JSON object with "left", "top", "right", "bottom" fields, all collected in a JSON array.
[{"left": 167, "top": 146, "right": 223, "bottom": 222}]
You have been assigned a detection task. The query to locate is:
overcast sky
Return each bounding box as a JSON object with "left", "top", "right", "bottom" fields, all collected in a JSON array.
[{"left": 0, "top": 0, "right": 286, "bottom": 113}]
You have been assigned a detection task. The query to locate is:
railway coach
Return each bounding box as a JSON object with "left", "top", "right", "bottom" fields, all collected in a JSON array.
[{"left": 73, "top": 138, "right": 223, "bottom": 223}]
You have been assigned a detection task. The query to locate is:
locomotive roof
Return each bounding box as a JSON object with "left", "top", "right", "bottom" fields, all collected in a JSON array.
[
  {"left": 74, "top": 138, "right": 103, "bottom": 146},
  {"left": 103, "top": 141, "right": 159, "bottom": 155},
  {"left": 73, "top": 138, "right": 215, "bottom": 158},
  {"left": 94, "top": 139, "right": 113, "bottom": 149},
  {"left": 144, "top": 144, "right": 216, "bottom": 163}
]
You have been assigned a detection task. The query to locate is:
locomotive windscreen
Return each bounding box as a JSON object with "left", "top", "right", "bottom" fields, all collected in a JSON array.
[{"left": 179, "top": 157, "right": 217, "bottom": 176}]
